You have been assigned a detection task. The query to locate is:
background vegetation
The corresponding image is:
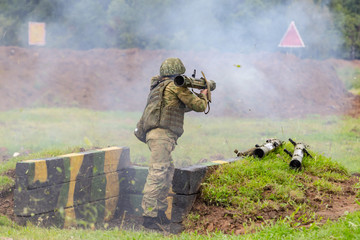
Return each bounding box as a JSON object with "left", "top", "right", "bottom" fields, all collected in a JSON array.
[
  {"left": 0, "top": 0, "right": 359, "bottom": 59},
  {"left": 337, "top": 64, "right": 360, "bottom": 95}
]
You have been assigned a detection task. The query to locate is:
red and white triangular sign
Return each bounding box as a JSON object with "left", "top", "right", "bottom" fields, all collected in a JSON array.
[{"left": 278, "top": 21, "right": 305, "bottom": 48}]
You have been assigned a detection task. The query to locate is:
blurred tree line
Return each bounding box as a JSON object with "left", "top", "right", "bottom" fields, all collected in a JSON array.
[{"left": 0, "top": 0, "right": 359, "bottom": 59}]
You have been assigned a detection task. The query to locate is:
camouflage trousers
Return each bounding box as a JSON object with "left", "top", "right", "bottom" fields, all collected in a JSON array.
[{"left": 142, "top": 129, "right": 176, "bottom": 218}]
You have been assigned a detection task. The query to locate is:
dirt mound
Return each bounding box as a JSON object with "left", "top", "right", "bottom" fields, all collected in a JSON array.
[
  {"left": 183, "top": 175, "right": 360, "bottom": 235},
  {"left": 0, "top": 46, "right": 358, "bottom": 117},
  {"left": 0, "top": 170, "right": 15, "bottom": 222},
  {"left": 347, "top": 95, "right": 360, "bottom": 118}
]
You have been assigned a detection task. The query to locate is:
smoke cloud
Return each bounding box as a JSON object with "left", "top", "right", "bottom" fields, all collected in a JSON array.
[
  {"left": 16, "top": 0, "right": 342, "bottom": 54},
  {"left": 6, "top": 0, "right": 348, "bottom": 118}
]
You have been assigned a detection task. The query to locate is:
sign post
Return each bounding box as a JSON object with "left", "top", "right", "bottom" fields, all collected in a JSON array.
[
  {"left": 28, "top": 22, "right": 46, "bottom": 46},
  {"left": 278, "top": 21, "right": 305, "bottom": 56}
]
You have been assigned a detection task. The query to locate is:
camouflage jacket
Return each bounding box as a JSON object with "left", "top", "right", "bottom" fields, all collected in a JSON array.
[{"left": 138, "top": 75, "right": 207, "bottom": 139}]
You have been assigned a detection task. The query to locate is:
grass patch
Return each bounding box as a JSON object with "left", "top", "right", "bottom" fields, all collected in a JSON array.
[
  {"left": 0, "top": 219, "right": 165, "bottom": 240},
  {"left": 0, "top": 175, "right": 14, "bottom": 192},
  {"left": 336, "top": 65, "right": 360, "bottom": 93},
  {"left": 200, "top": 143, "right": 353, "bottom": 227},
  {"left": 0, "top": 108, "right": 358, "bottom": 238},
  {"left": 0, "top": 212, "right": 359, "bottom": 239},
  {"left": 349, "top": 88, "right": 360, "bottom": 95},
  {"left": 0, "top": 108, "right": 359, "bottom": 175},
  {"left": 242, "top": 211, "right": 360, "bottom": 240}
]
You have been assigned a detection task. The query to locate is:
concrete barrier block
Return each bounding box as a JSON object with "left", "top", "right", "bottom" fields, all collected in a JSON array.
[
  {"left": 170, "top": 194, "right": 198, "bottom": 223},
  {"left": 14, "top": 147, "right": 130, "bottom": 217},
  {"left": 16, "top": 196, "right": 123, "bottom": 228},
  {"left": 120, "top": 166, "right": 148, "bottom": 194},
  {"left": 14, "top": 146, "right": 241, "bottom": 227},
  {"left": 172, "top": 165, "right": 207, "bottom": 195},
  {"left": 15, "top": 147, "right": 130, "bottom": 190},
  {"left": 112, "top": 193, "right": 198, "bottom": 223},
  {"left": 172, "top": 158, "right": 240, "bottom": 195}
]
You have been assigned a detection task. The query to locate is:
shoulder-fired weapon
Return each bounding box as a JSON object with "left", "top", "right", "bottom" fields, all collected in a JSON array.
[
  {"left": 173, "top": 70, "right": 216, "bottom": 114},
  {"left": 284, "top": 138, "right": 313, "bottom": 169}
]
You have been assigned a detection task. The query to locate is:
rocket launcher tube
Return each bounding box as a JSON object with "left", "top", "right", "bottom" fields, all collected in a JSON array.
[
  {"left": 234, "top": 139, "right": 283, "bottom": 158},
  {"left": 286, "top": 138, "right": 313, "bottom": 170},
  {"left": 289, "top": 143, "right": 306, "bottom": 169},
  {"left": 254, "top": 143, "right": 273, "bottom": 158},
  {"left": 253, "top": 138, "right": 283, "bottom": 158},
  {"left": 174, "top": 75, "right": 216, "bottom": 91}
]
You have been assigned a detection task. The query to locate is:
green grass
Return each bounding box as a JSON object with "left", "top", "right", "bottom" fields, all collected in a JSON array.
[
  {"left": 336, "top": 65, "right": 360, "bottom": 95},
  {"left": 0, "top": 211, "right": 359, "bottom": 239},
  {"left": 0, "top": 216, "right": 164, "bottom": 240},
  {"left": 0, "top": 175, "right": 14, "bottom": 192},
  {"left": 0, "top": 108, "right": 359, "bottom": 239},
  {"left": 200, "top": 145, "right": 352, "bottom": 220},
  {"left": 242, "top": 211, "right": 360, "bottom": 240},
  {"left": 0, "top": 109, "right": 359, "bottom": 175},
  {"left": 350, "top": 88, "right": 360, "bottom": 95}
]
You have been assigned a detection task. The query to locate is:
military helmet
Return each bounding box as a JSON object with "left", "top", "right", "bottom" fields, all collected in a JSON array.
[{"left": 159, "top": 58, "right": 186, "bottom": 76}]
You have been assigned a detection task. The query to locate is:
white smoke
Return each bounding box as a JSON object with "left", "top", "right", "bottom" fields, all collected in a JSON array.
[
  {"left": 10, "top": 0, "right": 346, "bottom": 117},
  {"left": 15, "top": 0, "right": 342, "bottom": 55}
]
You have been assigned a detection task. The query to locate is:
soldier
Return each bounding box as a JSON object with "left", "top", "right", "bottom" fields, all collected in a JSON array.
[{"left": 134, "top": 57, "right": 209, "bottom": 231}]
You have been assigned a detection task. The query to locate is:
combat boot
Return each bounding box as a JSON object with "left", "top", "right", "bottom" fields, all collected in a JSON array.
[
  {"left": 157, "top": 210, "right": 171, "bottom": 225},
  {"left": 143, "top": 216, "right": 162, "bottom": 231}
]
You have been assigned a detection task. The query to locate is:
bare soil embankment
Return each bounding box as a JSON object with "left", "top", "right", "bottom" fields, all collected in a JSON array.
[{"left": 0, "top": 46, "right": 359, "bottom": 117}]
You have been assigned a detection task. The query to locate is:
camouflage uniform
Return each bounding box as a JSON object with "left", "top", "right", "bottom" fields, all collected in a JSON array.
[{"left": 141, "top": 77, "right": 207, "bottom": 218}]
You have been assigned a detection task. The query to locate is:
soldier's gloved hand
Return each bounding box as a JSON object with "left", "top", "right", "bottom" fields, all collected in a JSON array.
[{"left": 200, "top": 89, "right": 208, "bottom": 96}]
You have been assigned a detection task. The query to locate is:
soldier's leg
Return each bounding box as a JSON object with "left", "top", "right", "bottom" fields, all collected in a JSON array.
[
  {"left": 142, "top": 139, "right": 175, "bottom": 218},
  {"left": 157, "top": 157, "right": 175, "bottom": 212}
]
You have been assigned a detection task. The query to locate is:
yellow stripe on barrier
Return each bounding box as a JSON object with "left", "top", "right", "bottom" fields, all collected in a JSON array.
[
  {"left": 105, "top": 172, "right": 119, "bottom": 220},
  {"left": 104, "top": 147, "right": 122, "bottom": 173},
  {"left": 168, "top": 187, "right": 175, "bottom": 194},
  {"left": 105, "top": 172, "right": 120, "bottom": 198},
  {"left": 23, "top": 159, "right": 41, "bottom": 162},
  {"left": 33, "top": 160, "right": 48, "bottom": 183},
  {"left": 64, "top": 208, "right": 76, "bottom": 228},
  {"left": 101, "top": 146, "right": 122, "bottom": 151},
  {"left": 211, "top": 160, "right": 228, "bottom": 164},
  {"left": 66, "top": 154, "right": 84, "bottom": 207},
  {"left": 165, "top": 196, "right": 173, "bottom": 220},
  {"left": 60, "top": 152, "right": 85, "bottom": 158},
  {"left": 104, "top": 197, "right": 118, "bottom": 221}
]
